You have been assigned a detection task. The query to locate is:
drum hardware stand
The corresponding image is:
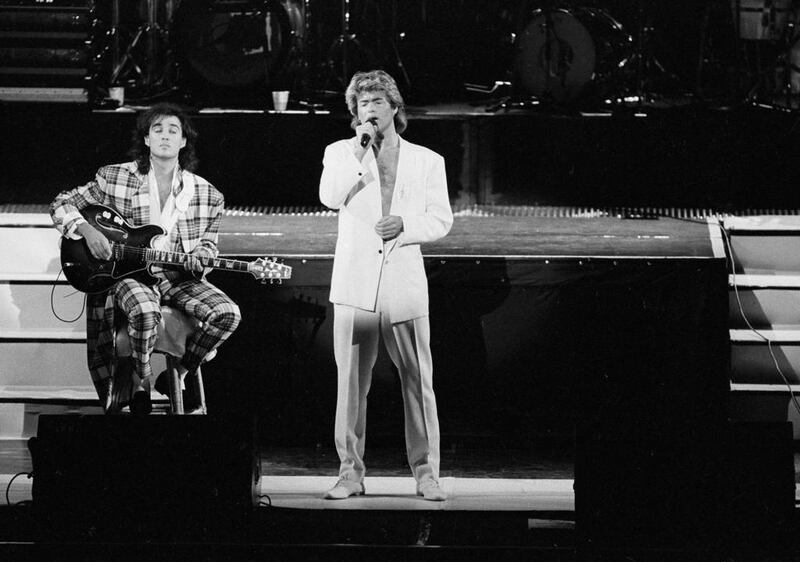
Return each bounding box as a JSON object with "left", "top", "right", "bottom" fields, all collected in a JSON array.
[
  {"left": 695, "top": 1, "right": 741, "bottom": 103},
  {"left": 767, "top": 7, "right": 800, "bottom": 110},
  {"left": 386, "top": 0, "right": 411, "bottom": 89},
  {"left": 108, "top": 0, "right": 174, "bottom": 94},
  {"left": 736, "top": 8, "right": 799, "bottom": 109},
  {"left": 273, "top": 0, "right": 310, "bottom": 97},
  {"left": 464, "top": 81, "right": 538, "bottom": 112},
  {"left": 621, "top": 0, "right": 682, "bottom": 106},
  {"left": 289, "top": 0, "right": 318, "bottom": 102},
  {"left": 324, "top": 0, "right": 372, "bottom": 91}
]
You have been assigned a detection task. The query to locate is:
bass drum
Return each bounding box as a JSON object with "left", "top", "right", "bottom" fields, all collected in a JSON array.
[
  {"left": 172, "top": 0, "right": 302, "bottom": 102},
  {"left": 514, "top": 8, "right": 632, "bottom": 103}
]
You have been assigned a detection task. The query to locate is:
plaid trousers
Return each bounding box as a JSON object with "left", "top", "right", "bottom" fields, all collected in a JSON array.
[{"left": 112, "top": 276, "right": 241, "bottom": 383}]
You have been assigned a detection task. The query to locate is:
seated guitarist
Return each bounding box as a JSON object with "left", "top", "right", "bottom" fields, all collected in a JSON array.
[{"left": 50, "top": 103, "right": 241, "bottom": 415}]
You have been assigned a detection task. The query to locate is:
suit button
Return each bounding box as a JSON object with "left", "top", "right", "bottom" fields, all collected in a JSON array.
[{"left": 378, "top": 249, "right": 382, "bottom": 254}]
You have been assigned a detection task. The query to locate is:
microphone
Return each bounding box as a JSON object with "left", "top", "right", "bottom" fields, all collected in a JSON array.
[{"left": 360, "top": 117, "right": 378, "bottom": 148}]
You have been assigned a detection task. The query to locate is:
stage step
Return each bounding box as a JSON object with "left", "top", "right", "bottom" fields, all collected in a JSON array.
[
  {"left": 0, "top": 284, "right": 85, "bottom": 334},
  {"left": 0, "top": 218, "right": 61, "bottom": 276},
  {"left": 0, "top": 212, "right": 152, "bottom": 436},
  {"left": 722, "top": 217, "right": 800, "bottom": 439},
  {"left": 722, "top": 216, "right": 800, "bottom": 274},
  {"left": 729, "top": 275, "right": 800, "bottom": 329}
]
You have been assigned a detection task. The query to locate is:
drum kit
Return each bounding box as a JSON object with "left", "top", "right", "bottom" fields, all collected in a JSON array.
[
  {"left": 98, "top": 0, "right": 800, "bottom": 108},
  {"left": 730, "top": 0, "right": 800, "bottom": 104},
  {"left": 103, "top": 0, "right": 309, "bottom": 104},
  {"left": 513, "top": 2, "right": 635, "bottom": 104}
]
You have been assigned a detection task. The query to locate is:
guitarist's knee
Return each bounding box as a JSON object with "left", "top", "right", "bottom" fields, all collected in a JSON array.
[
  {"left": 206, "top": 301, "right": 241, "bottom": 335},
  {"left": 126, "top": 300, "right": 162, "bottom": 333}
]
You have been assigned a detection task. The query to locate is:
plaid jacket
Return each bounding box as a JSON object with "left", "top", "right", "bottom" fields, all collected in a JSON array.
[{"left": 50, "top": 161, "right": 225, "bottom": 411}]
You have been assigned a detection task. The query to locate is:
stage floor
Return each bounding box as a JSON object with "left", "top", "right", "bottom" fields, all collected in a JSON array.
[
  {"left": 0, "top": 206, "right": 721, "bottom": 259},
  {"left": 218, "top": 210, "right": 721, "bottom": 259}
]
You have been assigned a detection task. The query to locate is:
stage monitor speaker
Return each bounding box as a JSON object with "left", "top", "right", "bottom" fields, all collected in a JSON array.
[
  {"left": 29, "top": 414, "right": 260, "bottom": 542},
  {"left": 724, "top": 421, "right": 796, "bottom": 543},
  {"left": 575, "top": 421, "right": 795, "bottom": 549}
]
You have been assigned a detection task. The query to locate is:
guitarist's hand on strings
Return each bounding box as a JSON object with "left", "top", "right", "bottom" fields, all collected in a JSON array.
[
  {"left": 76, "top": 222, "right": 112, "bottom": 261},
  {"left": 185, "top": 246, "right": 211, "bottom": 274}
]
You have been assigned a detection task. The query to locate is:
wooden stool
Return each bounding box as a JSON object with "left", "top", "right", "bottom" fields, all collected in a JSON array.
[{"left": 115, "top": 306, "right": 212, "bottom": 414}]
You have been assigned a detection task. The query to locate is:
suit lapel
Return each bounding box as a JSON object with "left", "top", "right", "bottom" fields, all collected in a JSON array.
[
  {"left": 131, "top": 166, "right": 151, "bottom": 225},
  {"left": 356, "top": 139, "right": 383, "bottom": 220},
  {"left": 392, "top": 137, "right": 411, "bottom": 215}
]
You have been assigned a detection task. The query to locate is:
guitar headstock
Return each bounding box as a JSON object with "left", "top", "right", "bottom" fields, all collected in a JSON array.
[{"left": 248, "top": 257, "right": 292, "bottom": 284}]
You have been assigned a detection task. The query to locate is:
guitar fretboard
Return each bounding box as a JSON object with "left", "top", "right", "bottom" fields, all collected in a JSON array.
[{"left": 112, "top": 243, "right": 250, "bottom": 272}]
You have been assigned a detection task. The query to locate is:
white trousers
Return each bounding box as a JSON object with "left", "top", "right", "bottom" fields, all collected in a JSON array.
[{"left": 333, "top": 300, "right": 440, "bottom": 484}]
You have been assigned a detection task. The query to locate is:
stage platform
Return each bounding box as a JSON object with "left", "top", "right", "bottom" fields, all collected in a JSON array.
[
  {"left": 0, "top": 204, "right": 723, "bottom": 259},
  {"left": 216, "top": 208, "right": 723, "bottom": 260}
]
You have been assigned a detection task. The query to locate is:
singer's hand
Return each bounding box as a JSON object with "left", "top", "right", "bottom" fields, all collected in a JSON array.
[
  {"left": 76, "top": 222, "right": 112, "bottom": 260},
  {"left": 375, "top": 215, "right": 403, "bottom": 241},
  {"left": 185, "top": 246, "right": 210, "bottom": 274}
]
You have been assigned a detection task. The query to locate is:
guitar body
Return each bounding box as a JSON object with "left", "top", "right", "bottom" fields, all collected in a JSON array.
[{"left": 60, "top": 205, "right": 166, "bottom": 294}]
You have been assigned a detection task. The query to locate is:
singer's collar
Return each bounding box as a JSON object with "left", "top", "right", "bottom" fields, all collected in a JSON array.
[{"left": 373, "top": 133, "right": 399, "bottom": 153}]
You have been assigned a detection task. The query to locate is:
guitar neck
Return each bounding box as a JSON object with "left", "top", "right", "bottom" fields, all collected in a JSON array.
[{"left": 112, "top": 243, "right": 250, "bottom": 273}]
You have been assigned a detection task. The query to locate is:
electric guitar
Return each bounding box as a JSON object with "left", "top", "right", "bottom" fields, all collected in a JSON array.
[{"left": 60, "top": 204, "right": 292, "bottom": 294}]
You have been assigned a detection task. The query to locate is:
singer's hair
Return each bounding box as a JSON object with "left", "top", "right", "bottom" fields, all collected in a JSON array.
[
  {"left": 345, "top": 70, "right": 407, "bottom": 134},
  {"left": 129, "top": 102, "right": 199, "bottom": 174}
]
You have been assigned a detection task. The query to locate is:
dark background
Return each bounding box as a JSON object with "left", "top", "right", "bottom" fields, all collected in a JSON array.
[
  {"left": 203, "top": 258, "right": 729, "bottom": 448},
  {"left": 3, "top": 103, "right": 800, "bottom": 211}
]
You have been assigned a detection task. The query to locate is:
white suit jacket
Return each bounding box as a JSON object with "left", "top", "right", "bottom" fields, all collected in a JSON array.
[{"left": 319, "top": 136, "right": 453, "bottom": 323}]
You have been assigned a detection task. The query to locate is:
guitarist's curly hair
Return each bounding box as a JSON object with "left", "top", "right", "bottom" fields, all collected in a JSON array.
[{"left": 129, "top": 103, "right": 199, "bottom": 174}]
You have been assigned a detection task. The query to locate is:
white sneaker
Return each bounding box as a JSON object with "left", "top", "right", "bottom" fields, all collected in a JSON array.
[
  {"left": 416, "top": 479, "right": 447, "bottom": 501},
  {"left": 324, "top": 479, "right": 365, "bottom": 499}
]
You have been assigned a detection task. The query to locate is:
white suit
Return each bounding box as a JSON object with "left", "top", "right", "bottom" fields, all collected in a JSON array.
[{"left": 319, "top": 135, "right": 453, "bottom": 484}]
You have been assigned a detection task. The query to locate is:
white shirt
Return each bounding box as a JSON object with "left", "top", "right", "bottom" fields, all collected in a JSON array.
[{"left": 148, "top": 164, "right": 181, "bottom": 251}]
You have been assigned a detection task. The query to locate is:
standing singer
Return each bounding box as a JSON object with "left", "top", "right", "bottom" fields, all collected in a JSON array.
[{"left": 319, "top": 70, "right": 453, "bottom": 500}]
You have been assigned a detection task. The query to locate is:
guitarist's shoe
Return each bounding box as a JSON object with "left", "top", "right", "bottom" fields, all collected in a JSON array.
[
  {"left": 154, "top": 371, "right": 170, "bottom": 396},
  {"left": 130, "top": 391, "right": 152, "bottom": 416},
  {"left": 155, "top": 369, "right": 202, "bottom": 412},
  {"left": 154, "top": 366, "right": 190, "bottom": 396}
]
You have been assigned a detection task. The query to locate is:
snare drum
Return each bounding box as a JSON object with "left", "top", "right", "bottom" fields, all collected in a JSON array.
[
  {"left": 732, "top": 0, "right": 794, "bottom": 41},
  {"left": 514, "top": 8, "right": 631, "bottom": 103}
]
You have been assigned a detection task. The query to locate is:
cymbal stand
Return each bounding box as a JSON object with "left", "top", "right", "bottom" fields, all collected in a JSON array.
[
  {"left": 773, "top": 4, "right": 800, "bottom": 109},
  {"left": 279, "top": 0, "right": 311, "bottom": 93},
  {"left": 622, "top": 0, "right": 680, "bottom": 106},
  {"left": 108, "top": 0, "right": 170, "bottom": 91},
  {"left": 386, "top": 0, "right": 411, "bottom": 89},
  {"left": 325, "top": 0, "right": 369, "bottom": 90}
]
